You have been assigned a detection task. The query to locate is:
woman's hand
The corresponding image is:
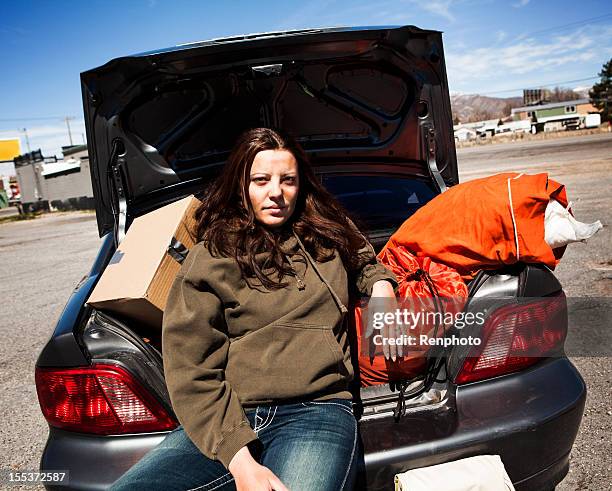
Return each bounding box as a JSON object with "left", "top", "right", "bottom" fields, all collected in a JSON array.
[
  {"left": 369, "top": 280, "right": 402, "bottom": 361},
  {"left": 229, "top": 446, "right": 289, "bottom": 491}
]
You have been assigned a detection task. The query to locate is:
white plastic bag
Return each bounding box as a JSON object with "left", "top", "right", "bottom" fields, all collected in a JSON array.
[
  {"left": 394, "top": 454, "right": 515, "bottom": 491},
  {"left": 544, "top": 199, "right": 602, "bottom": 249}
]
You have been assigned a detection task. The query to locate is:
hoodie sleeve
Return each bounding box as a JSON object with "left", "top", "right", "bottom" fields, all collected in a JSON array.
[
  {"left": 347, "top": 220, "right": 398, "bottom": 297},
  {"left": 162, "top": 246, "right": 258, "bottom": 468}
]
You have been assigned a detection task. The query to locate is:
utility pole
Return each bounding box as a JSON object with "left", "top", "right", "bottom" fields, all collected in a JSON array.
[
  {"left": 64, "top": 116, "right": 75, "bottom": 146},
  {"left": 21, "top": 128, "right": 31, "bottom": 152}
]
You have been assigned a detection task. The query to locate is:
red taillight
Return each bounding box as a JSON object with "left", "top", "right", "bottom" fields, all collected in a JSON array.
[
  {"left": 35, "top": 363, "right": 177, "bottom": 434},
  {"left": 455, "top": 293, "right": 567, "bottom": 384}
]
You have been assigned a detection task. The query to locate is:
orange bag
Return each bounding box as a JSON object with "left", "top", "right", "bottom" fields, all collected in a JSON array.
[
  {"left": 382, "top": 173, "right": 569, "bottom": 279},
  {"left": 353, "top": 246, "right": 467, "bottom": 387}
]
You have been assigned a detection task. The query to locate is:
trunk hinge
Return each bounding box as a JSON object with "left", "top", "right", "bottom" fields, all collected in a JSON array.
[
  {"left": 422, "top": 123, "right": 447, "bottom": 193},
  {"left": 108, "top": 140, "right": 128, "bottom": 247}
]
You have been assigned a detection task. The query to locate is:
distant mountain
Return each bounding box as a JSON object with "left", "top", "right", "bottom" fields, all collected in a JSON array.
[
  {"left": 451, "top": 86, "right": 593, "bottom": 124},
  {"left": 451, "top": 94, "right": 523, "bottom": 123}
]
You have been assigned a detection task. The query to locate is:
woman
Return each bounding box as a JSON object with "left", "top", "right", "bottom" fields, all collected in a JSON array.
[{"left": 111, "top": 128, "right": 397, "bottom": 491}]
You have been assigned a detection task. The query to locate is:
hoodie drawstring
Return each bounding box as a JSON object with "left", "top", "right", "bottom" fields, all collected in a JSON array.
[
  {"left": 291, "top": 232, "right": 348, "bottom": 315},
  {"left": 285, "top": 254, "right": 306, "bottom": 291}
]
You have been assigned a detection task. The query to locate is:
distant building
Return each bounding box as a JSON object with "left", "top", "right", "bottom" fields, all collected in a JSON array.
[
  {"left": 511, "top": 99, "right": 599, "bottom": 131},
  {"left": 13, "top": 145, "right": 94, "bottom": 212},
  {"left": 453, "top": 126, "right": 477, "bottom": 142},
  {"left": 495, "top": 120, "right": 532, "bottom": 135},
  {"left": 453, "top": 119, "right": 506, "bottom": 140},
  {"left": 61, "top": 144, "right": 88, "bottom": 162},
  {"left": 14, "top": 150, "right": 48, "bottom": 211},
  {"left": 454, "top": 119, "right": 500, "bottom": 131},
  {"left": 476, "top": 120, "right": 502, "bottom": 137},
  {"left": 523, "top": 89, "right": 551, "bottom": 106}
]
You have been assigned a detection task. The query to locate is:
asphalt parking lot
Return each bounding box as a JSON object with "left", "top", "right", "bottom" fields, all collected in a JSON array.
[
  {"left": 457, "top": 132, "right": 612, "bottom": 491},
  {"left": 0, "top": 132, "right": 610, "bottom": 490}
]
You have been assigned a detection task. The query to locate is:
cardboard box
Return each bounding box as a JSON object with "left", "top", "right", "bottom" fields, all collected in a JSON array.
[{"left": 87, "top": 195, "right": 201, "bottom": 329}]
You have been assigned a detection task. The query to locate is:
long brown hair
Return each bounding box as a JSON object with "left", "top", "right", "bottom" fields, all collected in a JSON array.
[{"left": 193, "top": 128, "right": 368, "bottom": 289}]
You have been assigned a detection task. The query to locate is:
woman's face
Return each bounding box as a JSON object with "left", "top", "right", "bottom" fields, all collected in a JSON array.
[{"left": 247, "top": 149, "right": 300, "bottom": 228}]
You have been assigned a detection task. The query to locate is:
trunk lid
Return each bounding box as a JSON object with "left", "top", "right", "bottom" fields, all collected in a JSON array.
[{"left": 80, "top": 25, "right": 457, "bottom": 237}]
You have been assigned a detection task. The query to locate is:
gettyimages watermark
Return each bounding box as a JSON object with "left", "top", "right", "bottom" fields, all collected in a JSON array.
[
  {"left": 356, "top": 295, "right": 612, "bottom": 358},
  {"left": 369, "top": 307, "right": 484, "bottom": 348}
]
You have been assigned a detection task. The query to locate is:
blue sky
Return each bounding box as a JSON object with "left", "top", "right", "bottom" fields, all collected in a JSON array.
[{"left": 0, "top": 0, "right": 611, "bottom": 164}]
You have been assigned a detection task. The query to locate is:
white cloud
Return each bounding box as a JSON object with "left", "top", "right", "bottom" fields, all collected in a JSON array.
[
  {"left": 446, "top": 24, "right": 612, "bottom": 92},
  {"left": 0, "top": 120, "right": 87, "bottom": 161},
  {"left": 275, "top": 0, "right": 459, "bottom": 29},
  {"left": 418, "top": 0, "right": 455, "bottom": 22},
  {"left": 512, "top": 0, "right": 530, "bottom": 7},
  {"left": 386, "top": 0, "right": 458, "bottom": 22},
  {"left": 496, "top": 30, "right": 507, "bottom": 42}
]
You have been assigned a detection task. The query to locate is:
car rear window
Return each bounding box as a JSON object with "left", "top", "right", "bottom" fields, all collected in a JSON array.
[{"left": 319, "top": 175, "right": 437, "bottom": 231}]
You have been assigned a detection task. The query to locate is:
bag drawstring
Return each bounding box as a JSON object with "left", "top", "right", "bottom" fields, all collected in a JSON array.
[
  {"left": 393, "top": 268, "right": 446, "bottom": 421},
  {"left": 405, "top": 268, "right": 445, "bottom": 339},
  {"left": 392, "top": 377, "right": 428, "bottom": 422},
  {"left": 393, "top": 381, "right": 409, "bottom": 421}
]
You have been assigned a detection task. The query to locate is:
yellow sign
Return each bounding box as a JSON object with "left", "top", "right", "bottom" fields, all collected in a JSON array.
[{"left": 0, "top": 139, "right": 21, "bottom": 161}]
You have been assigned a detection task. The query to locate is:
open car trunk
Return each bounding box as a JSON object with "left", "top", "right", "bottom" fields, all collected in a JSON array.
[
  {"left": 80, "top": 25, "right": 457, "bottom": 242},
  {"left": 74, "top": 20, "right": 566, "bottom": 437},
  {"left": 76, "top": 26, "right": 461, "bottom": 408}
]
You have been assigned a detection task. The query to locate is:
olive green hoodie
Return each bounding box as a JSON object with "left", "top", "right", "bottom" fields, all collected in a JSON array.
[{"left": 162, "top": 229, "right": 397, "bottom": 468}]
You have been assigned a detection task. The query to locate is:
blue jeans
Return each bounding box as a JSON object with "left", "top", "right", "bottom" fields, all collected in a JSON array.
[{"left": 111, "top": 398, "right": 359, "bottom": 491}]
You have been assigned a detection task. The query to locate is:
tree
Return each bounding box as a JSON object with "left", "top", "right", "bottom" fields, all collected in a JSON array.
[
  {"left": 469, "top": 109, "right": 495, "bottom": 122},
  {"left": 590, "top": 59, "right": 612, "bottom": 123},
  {"left": 550, "top": 86, "right": 577, "bottom": 102}
]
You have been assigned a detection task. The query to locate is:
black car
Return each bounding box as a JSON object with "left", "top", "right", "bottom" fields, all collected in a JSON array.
[{"left": 35, "top": 25, "right": 585, "bottom": 490}]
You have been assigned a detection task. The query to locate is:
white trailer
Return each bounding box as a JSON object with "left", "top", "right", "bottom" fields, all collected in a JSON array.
[
  {"left": 583, "top": 113, "right": 601, "bottom": 129},
  {"left": 495, "top": 120, "right": 532, "bottom": 134}
]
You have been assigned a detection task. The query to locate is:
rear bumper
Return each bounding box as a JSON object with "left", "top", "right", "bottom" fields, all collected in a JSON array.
[
  {"left": 360, "top": 357, "right": 586, "bottom": 491},
  {"left": 41, "top": 430, "right": 167, "bottom": 490},
  {"left": 41, "top": 358, "right": 585, "bottom": 490}
]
